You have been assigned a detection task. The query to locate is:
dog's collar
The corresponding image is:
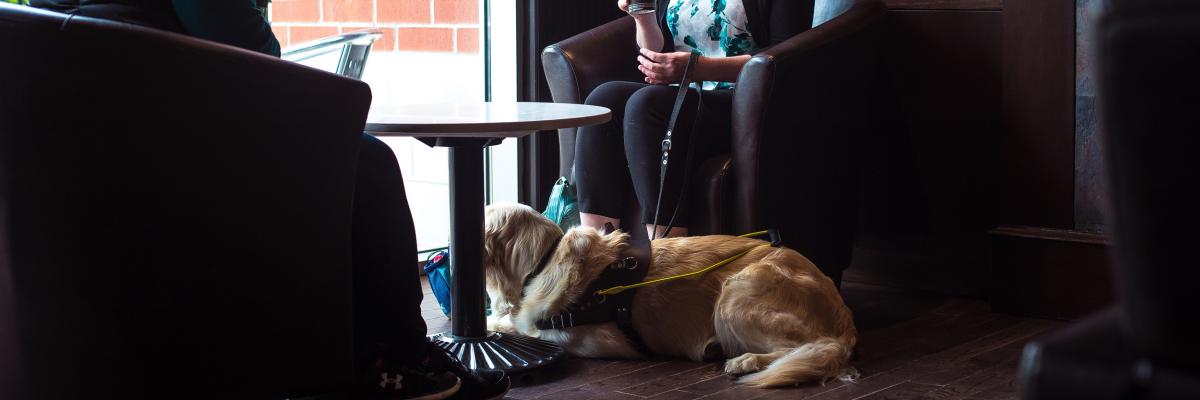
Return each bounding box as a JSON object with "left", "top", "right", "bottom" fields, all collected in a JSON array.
[
  {"left": 522, "top": 235, "right": 563, "bottom": 295},
  {"left": 532, "top": 236, "right": 655, "bottom": 356}
]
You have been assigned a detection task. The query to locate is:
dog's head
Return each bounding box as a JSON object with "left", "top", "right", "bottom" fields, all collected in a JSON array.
[
  {"left": 512, "top": 223, "right": 631, "bottom": 333},
  {"left": 483, "top": 203, "right": 564, "bottom": 318},
  {"left": 483, "top": 204, "right": 632, "bottom": 324}
]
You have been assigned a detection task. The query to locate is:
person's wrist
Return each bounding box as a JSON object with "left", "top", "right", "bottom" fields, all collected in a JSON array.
[
  {"left": 627, "top": 0, "right": 655, "bottom": 15},
  {"left": 631, "top": 12, "right": 657, "bottom": 23},
  {"left": 692, "top": 55, "right": 706, "bottom": 81}
]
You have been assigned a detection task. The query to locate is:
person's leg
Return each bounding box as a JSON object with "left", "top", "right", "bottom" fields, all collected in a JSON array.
[
  {"left": 351, "top": 134, "right": 425, "bottom": 369},
  {"left": 575, "top": 81, "right": 649, "bottom": 231},
  {"left": 624, "top": 87, "right": 733, "bottom": 238},
  {"left": 352, "top": 134, "right": 509, "bottom": 399},
  {"left": 689, "top": 89, "right": 734, "bottom": 162}
]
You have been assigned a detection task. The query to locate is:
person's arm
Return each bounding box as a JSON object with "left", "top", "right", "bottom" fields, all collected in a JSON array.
[
  {"left": 617, "top": 0, "right": 665, "bottom": 52},
  {"left": 635, "top": 1, "right": 814, "bottom": 84},
  {"left": 170, "top": 0, "right": 281, "bottom": 57},
  {"left": 637, "top": 49, "right": 748, "bottom": 84}
]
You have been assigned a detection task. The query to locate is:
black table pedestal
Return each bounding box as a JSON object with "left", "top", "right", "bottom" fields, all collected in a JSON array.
[{"left": 427, "top": 140, "right": 565, "bottom": 373}]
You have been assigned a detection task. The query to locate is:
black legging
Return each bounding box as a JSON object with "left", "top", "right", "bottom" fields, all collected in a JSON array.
[
  {"left": 352, "top": 134, "right": 426, "bottom": 371},
  {"left": 575, "top": 81, "right": 732, "bottom": 228}
]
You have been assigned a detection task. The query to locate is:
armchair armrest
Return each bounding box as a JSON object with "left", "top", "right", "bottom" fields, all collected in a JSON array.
[
  {"left": 542, "top": 16, "right": 641, "bottom": 178},
  {"left": 282, "top": 29, "right": 383, "bottom": 80},
  {"left": 729, "top": 0, "right": 885, "bottom": 269}
]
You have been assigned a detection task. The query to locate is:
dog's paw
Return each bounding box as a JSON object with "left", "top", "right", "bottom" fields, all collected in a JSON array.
[
  {"left": 724, "top": 353, "right": 763, "bottom": 376},
  {"left": 487, "top": 315, "right": 517, "bottom": 333}
]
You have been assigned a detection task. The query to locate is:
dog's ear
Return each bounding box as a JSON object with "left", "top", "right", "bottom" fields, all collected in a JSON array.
[
  {"left": 564, "top": 227, "right": 599, "bottom": 258},
  {"left": 601, "top": 229, "right": 630, "bottom": 251}
]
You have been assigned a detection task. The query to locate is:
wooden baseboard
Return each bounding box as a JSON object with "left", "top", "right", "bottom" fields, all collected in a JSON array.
[{"left": 987, "top": 225, "right": 1114, "bottom": 320}]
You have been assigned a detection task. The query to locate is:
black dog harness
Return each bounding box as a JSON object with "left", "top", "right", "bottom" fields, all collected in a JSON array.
[{"left": 523, "top": 226, "right": 655, "bottom": 355}]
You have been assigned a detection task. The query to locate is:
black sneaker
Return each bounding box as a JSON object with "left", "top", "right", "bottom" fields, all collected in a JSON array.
[
  {"left": 448, "top": 365, "right": 509, "bottom": 400},
  {"left": 420, "top": 342, "right": 511, "bottom": 400},
  {"left": 363, "top": 356, "right": 461, "bottom": 400}
]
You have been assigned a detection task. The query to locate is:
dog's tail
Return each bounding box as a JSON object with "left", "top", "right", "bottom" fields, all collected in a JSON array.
[{"left": 738, "top": 336, "right": 858, "bottom": 388}]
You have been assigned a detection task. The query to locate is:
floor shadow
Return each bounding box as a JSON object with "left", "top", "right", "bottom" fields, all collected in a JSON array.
[{"left": 843, "top": 281, "right": 948, "bottom": 332}]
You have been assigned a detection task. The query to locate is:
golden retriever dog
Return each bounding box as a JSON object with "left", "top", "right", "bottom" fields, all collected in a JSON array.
[{"left": 482, "top": 203, "right": 858, "bottom": 387}]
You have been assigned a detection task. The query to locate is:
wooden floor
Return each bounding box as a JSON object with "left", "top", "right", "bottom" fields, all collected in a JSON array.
[{"left": 420, "top": 278, "right": 1062, "bottom": 400}]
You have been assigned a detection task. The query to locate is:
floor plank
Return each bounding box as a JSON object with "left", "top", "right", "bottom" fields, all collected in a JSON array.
[
  {"left": 858, "top": 382, "right": 943, "bottom": 400},
  {"left": 618, "top": 364, "right": 728, "bottom": 397},
  {"left": 416, "top": 277, "right": 1064, "bottom": 400}
]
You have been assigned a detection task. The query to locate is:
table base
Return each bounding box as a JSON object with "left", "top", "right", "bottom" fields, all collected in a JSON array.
[{"left": 430, "top": 331, "right": 566, "bottom": 374}]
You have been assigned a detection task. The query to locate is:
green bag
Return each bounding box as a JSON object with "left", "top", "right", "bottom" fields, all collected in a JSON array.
[
  {"left": 542, "top": 177, "right": 580, "bottom": 232},
  {"left": 3, "top": 0, "right": 30, "bottom": 5}
]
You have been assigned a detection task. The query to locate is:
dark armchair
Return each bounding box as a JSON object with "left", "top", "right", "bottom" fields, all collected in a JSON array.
[
  {"left": 1018, "top": 1, "right": 1200, "bottom": 399},
  {"left": 541, "top": 0, "right": 885, "bottom": 280},
  {"left": 1, "top": 4, "right": 370, "bottom": 398}
]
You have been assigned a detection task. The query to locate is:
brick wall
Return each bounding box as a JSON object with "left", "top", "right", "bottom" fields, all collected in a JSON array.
[{"left": 269, "top": 0, "right": 480, "bottom": 53}]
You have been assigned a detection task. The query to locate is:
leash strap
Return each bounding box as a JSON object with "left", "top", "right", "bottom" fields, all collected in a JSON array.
[
  {"left": 595, "top": 243, "right": 771, "bottom": 296},
  {"left": 651, "top": 52, "right": 702, "bottom": 238},
  {"left": 594, "top": 230, "right": 772, "bottom": 296},
  {"left": 533, "top": 231, "right": 775, "bottom": 355}
]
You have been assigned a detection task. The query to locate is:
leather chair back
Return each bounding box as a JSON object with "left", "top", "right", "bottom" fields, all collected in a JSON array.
[
  {"left": 1097, "top": 0, "right": 1200, "bottom": 369},
  {"left": 1, "top": 4, "right": 370, "bottom": 398},
  {"left": 1016, "top": 5, "right": 1200, "bottom": 398}
]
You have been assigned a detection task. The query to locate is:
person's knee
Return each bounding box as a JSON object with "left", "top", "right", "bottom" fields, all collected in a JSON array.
[
  {"left": 624, "top": 85, "right": 674, "bottom": 119},
  {"left": 622, "top": 88, "right": 675, "bottom": 150},
  {"left": 360, "top": 133, "right": 388, "bottom": 154},
  {"left": 358, "top": 133, "right": 400, "bottom": 171},
  {"left": 585, "top": 81, "right": 637, "bottom": 108}
]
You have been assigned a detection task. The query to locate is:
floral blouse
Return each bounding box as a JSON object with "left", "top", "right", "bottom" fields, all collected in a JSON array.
[{"left": 665, "top": 0, "right": 758, "bottom": 90}]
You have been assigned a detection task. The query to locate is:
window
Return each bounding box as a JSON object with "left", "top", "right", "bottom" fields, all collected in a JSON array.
[{"left": 271, "top": 0, "right": 518, "bottom": 254}]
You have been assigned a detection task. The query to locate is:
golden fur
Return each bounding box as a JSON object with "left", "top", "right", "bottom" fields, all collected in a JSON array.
[{"left": 483, "top": 203, "right": 859, "bottom": 387}]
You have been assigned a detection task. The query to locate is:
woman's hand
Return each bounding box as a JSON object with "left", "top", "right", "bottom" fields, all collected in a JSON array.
[
  {"left": 638, "top": 48, "right": 693, "bottom": 85},
  {"left": 618, "top": 0, "right": 630, "bottom": 13}
]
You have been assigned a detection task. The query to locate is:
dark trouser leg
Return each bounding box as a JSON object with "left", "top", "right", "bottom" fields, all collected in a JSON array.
[
  {"left": 624, "top": 86, "right": 733, "bottom": 228},
  {"left": 351, "top": 133, "right": 425, "bottom": 371},
  {"left": 575, "top": 81, "right": 649, "bottom": 219}
]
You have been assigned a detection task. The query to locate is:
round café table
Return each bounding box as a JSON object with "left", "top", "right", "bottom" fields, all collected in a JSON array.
[{"left": 365, "top": 102, "right": 611, "bottom": 373}]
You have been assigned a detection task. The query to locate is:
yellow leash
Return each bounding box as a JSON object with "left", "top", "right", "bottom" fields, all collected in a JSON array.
[{"left": 594, "top": 231, "right": 772, "bottom": 296}]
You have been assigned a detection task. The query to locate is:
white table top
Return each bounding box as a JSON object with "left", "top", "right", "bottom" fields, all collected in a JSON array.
[{"left": 365, "top": 102, "right": 611, "bottom": 138}]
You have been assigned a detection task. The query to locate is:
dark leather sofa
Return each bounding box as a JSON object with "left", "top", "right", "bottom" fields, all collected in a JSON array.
[
  {"left": 541, "top": 0, "right": 885, "bottom": 281},
  {"left": 1018, "top": 1, "right": 1200, "bottom": 398},
  {"left": 1, "top": 4, "right": 370, "bottom": 398}
]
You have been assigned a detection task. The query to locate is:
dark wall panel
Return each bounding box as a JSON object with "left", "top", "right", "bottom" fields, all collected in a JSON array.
[
  {"left": 1074, "top": 0, "right": 1106, "bottom": 233},
  {"left": 999, "top": 0, "right": 1076, "bottom": 228},
  {"left": 848, "top": 10, "right": 1003, "bottom": 296},
  {"left": 846, "top": 1, "right": 1113, "bottom": 318},
  {"left": 989, "top": 226, "right": 1113, "bottom": 320}
]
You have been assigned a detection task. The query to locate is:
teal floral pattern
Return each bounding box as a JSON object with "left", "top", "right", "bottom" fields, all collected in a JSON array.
[{"left": 666, "top": 0, "right": 757, "bottom": 90}]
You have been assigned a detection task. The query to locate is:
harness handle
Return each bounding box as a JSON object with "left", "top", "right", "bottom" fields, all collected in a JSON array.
[
  {"left": 595, "top": 243, "right": 771, "bottom": 296},
  {"left": 592, "top": 230, "right": 775, "bottom": 296}
]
